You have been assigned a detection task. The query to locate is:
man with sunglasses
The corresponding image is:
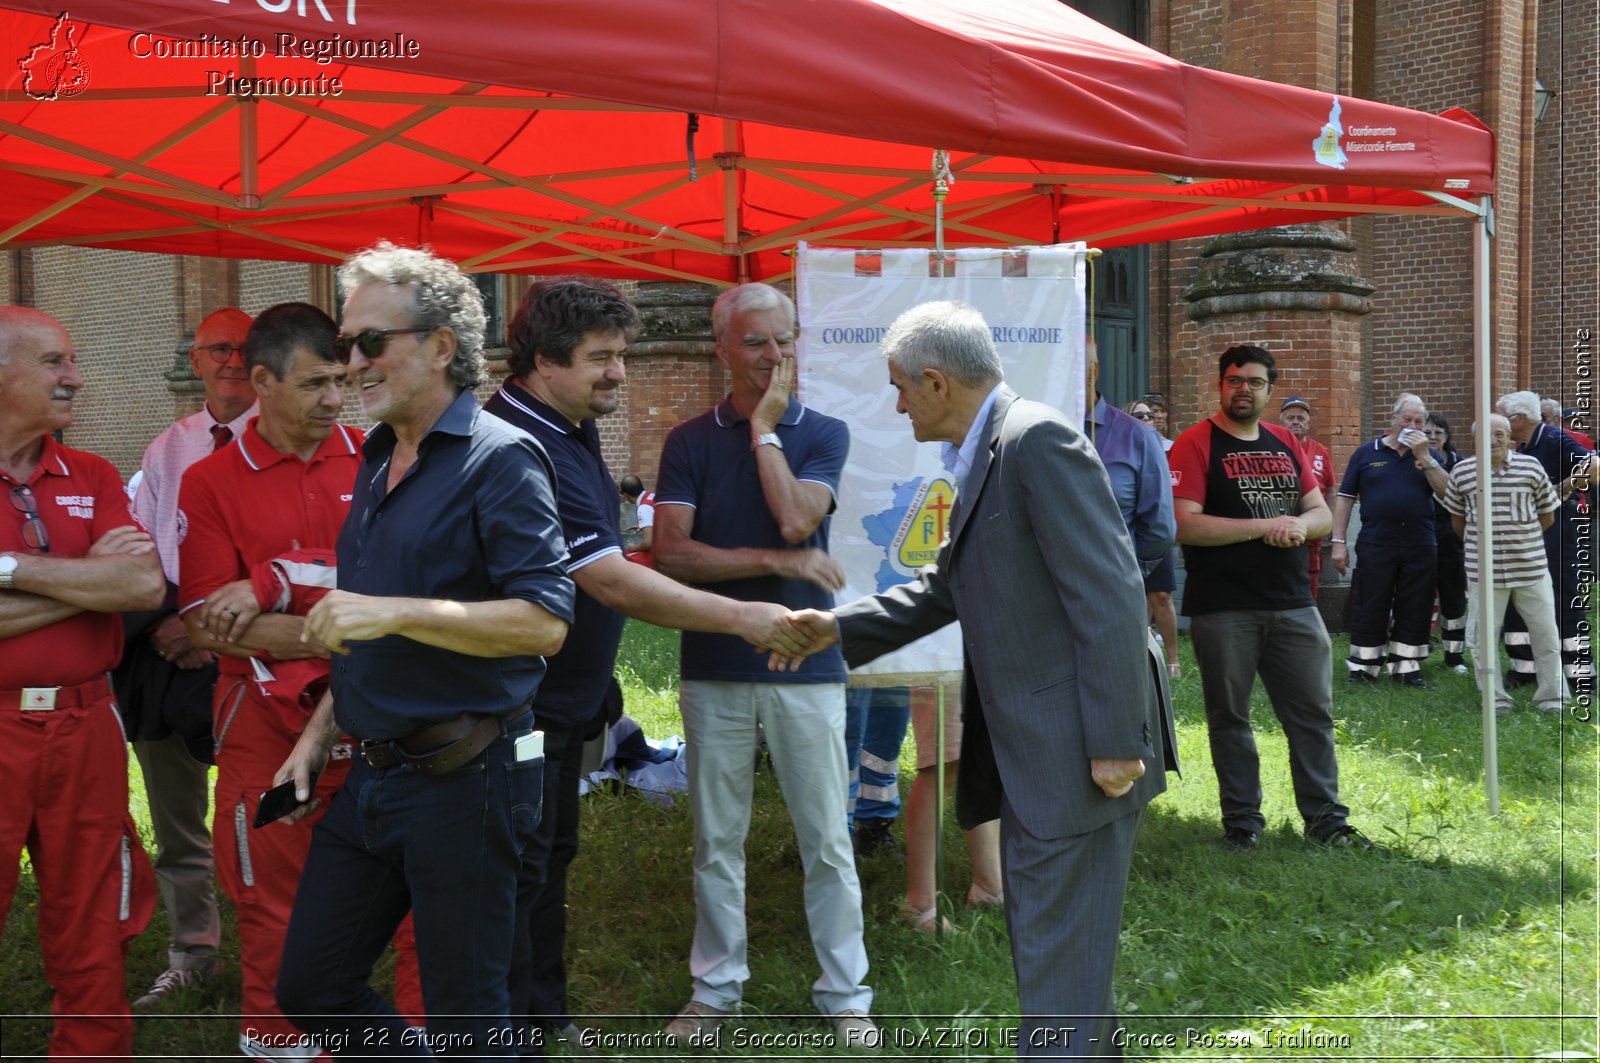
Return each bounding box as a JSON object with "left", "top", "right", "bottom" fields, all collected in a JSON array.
[
  {"left": 0, "top": 306, "right": 165, "bottom": 1059},
  {"left": 121, "top": 305, "right": 256, "bottom": 1009},
  {"left": 272, "top": 243, "right": 574, "bottom": 1062},
  {"left": 1170, "top": 345, "right": 1370, "bottom": 852}
]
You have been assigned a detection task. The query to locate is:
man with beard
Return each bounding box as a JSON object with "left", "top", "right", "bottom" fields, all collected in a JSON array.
[
  {"left": 482, "top": 276, "right": 803, "bottom": 1050},
  {"left": 1169, "top": 345, "right": 1370, "bottom": 852}
]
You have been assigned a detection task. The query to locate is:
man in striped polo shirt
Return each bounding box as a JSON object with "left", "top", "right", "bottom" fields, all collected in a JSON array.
[{"left": 1440, "top": 414, "right": 1565, "bottom": 715}]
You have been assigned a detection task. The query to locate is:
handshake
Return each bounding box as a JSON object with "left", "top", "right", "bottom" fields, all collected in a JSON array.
[{"left": 742, "top": 605, "right": 840, "bottom": 671}]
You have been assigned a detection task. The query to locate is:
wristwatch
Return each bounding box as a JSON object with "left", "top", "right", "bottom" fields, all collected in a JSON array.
[
  {"left": 0, "top": 553, "right": 18, "bottom": 591},
  {"left": 752, "top": 432, "right": 784, "bottom": 452}
]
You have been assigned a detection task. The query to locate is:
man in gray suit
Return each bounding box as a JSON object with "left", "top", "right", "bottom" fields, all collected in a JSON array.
[{"left": 782, "top": 301, "right": 1166, "bottom": 1058}]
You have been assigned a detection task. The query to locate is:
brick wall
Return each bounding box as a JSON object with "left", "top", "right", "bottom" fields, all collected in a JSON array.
[
  {"left": 1531, "top": 0, "right": 1599, "bottom": 426},
  {"left": 6, "top": 1, "right": 1579, "bottom": 491},
  {"left": 31, "top": 247, "right": 180, "bottom": 478},
  {"left": 1154, "top": 0, "right": 1539, "bottom": 477}
]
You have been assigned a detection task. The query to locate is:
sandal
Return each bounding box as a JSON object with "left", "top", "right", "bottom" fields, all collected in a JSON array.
[
  {"left": 966, "top": 884, "right": 1004, "bottom": 908},
  {"left": 899, "top": 902, "right": 954, "bottom": 934}
]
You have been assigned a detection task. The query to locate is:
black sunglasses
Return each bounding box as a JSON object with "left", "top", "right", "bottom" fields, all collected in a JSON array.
[
  {"left": 333, "top": 327, "right": 435, "bottom": 364},
  {"left": 1131, "top": 411, "right": 1153, "bottom": 421},
  {"left": 9, "top": 484, "right": 50, "bottom": 553}
]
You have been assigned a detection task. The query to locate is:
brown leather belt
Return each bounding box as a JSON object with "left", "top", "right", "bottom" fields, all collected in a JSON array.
[
  {"left": 2, "top": 673, "right": 112, "bottom": 712},
  {"left": 361, "top": 711, "right": 505, "bottom": 775}
]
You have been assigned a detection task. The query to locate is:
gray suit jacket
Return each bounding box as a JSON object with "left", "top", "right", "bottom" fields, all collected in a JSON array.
[{"left": 837, "top": 385, "right": 1168, "bottom": 839}]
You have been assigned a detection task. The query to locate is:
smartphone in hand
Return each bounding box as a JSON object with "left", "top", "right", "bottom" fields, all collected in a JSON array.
[{"left": 253, "top": 772, "right": 319, "bottom": 829}]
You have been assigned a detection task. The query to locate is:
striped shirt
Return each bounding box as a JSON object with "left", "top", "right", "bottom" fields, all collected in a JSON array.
[
  {"left": 1440, "top": 453, "right": 1559, "bottom": 586},
  {"left": 132, "top": 403, "right": 258, "bottom": 582}
]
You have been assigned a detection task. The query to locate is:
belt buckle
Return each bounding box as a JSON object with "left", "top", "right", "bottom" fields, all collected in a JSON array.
[
  {"left": 21, "top": 686, "right": 59, "bottom": 711},
  {"left": 360, "top": 739, "right": 394, "bottom": 768}
]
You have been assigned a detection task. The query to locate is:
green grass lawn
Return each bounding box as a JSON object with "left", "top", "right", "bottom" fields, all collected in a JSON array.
[{"left": 3, "top": 620, "right": 1596, "bottom": 1060}]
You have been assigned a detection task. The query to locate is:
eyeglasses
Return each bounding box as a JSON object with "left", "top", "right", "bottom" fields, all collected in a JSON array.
[
  {"left": 196, "top": 342, "right": 245, "bottom": 363},
  {"left": 333, "top": 327, "right": 435, "bottom": 364},
  {"left": 1131, "top": 411, "right": 1153, "bottom": 421},
  {"left": 9, "top": 484, "right": 50, "bottom": 553},
  {"left": 1222, "top": 375, "right": 1270, "bottom": 392}
]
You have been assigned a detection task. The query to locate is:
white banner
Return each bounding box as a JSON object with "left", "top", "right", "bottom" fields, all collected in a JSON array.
[{"left": 796, "top": 243, "right": 1091, "bottom": 681}]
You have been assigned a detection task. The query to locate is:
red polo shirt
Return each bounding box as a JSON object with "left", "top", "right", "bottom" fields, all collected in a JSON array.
[
  {"left": 177, "top": 419, "right": 363, "bottom": 678},
  {"left": 0, "top": 436, "right": 135, "bottom": 687}
]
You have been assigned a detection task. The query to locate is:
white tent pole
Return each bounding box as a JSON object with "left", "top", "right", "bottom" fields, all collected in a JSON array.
[{"left": 1473, "top": 194, "right": 1499, "bottom": 815}]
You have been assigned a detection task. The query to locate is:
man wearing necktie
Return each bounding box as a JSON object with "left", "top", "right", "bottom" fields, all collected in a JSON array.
[{"left": 119, "top": 306, "right": 257, "bottom": 1008}]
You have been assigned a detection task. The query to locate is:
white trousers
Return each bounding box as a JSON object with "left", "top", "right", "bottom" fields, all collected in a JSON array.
[
  {"left": 1465, "top": 574, "right": 1566, "bottom": 710},
  {"left": 679, "top": 680, "right": 871, "bottom": 1016}
]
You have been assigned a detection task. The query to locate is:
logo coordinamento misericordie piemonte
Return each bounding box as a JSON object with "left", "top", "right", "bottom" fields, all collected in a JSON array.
[
  {"left": 1312, "top": 97, "right": 1348, "bottom": 170},
  {"left": 18, "top": 10, "right": 92, "bottom": 100}
]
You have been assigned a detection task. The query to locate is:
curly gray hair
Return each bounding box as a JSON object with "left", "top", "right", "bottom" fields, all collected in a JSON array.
[{"left": 337, "top": 241, "right": 487, "bottom": 390}]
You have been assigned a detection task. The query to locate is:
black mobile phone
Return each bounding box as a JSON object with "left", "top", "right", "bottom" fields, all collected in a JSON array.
[{"left": 252, "top": 772, "right": 319, "bottom": 829}]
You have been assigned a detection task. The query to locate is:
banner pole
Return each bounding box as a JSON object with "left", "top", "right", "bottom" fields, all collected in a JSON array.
[
  {"left": 934, "top": 682, "right": 946, "bottom": 941},
  {"left": 932, "top": 149, "right": 951, "bottom": 275}
]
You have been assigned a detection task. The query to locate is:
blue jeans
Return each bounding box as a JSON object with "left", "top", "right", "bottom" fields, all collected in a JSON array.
[
  {"left": 510, "top": 720, "right": 585, "bottom": 1040},
  {"left": 277, "top": 714, "right": 541, "bottom": 1060},
  {"left": 843, "top": 687, "right": 911, "bottom": 827}
]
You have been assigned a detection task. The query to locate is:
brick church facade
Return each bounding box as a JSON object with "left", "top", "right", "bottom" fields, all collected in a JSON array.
[{"left": 2, "top": 0, "right": 1591, "bottom": 497}]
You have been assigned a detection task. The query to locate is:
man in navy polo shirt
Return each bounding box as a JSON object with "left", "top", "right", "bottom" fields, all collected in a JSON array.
[
  {"left": 482, "top": 276, "right": 807, "bottom": 1050},
  {"left": 1329, "top": 392, "right": 1451, "bottom": 687},
  {"left": 1498, "top": 390, "right": 1595, "bottom": 696},
  {"left": 273, "top": 243, "right": 575, "bottom": 1061},
  {"left": 653, "top": 282, "right": 876, "bottom": 1048}
]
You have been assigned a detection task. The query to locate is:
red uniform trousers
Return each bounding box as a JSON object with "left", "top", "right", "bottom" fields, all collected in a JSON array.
[
  {"left": 0, "top": 683, "right": 155, "bottom": 1063},
  {"left": 212, "top": 678, "right": 421, "bottom": 1060}
]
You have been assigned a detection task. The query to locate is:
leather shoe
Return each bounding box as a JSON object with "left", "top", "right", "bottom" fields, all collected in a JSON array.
[
  {"left": 1347, "top": 671, "right": 1380, "bottom": 684},
  {"left": 1391, "top": 673, "right": 1434, "bottom": 690},
  {"left": 664, "top": 1000, "right": 731, "bottom": 1046},
  {"left": 829, "top": 1010, "right": 882, "bottom": 1053},
  {"left": 1222, "top": 827, "right": 1259, "bottom": 851}
]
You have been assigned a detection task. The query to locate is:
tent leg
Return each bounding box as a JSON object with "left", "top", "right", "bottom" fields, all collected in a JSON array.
[{"left": 1473, "top": 197, "right": 1499, "bottom": 816}]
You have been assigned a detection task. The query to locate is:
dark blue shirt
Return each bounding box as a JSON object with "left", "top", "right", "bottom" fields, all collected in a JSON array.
[
  {"left": 657, "top": 396, "right": 848, "bottom": 683},
  {"left": 332, "top": 388, "right": 575, "bottom": 741},
  {"left": 483, "top": 380, "right": 627, "bottom": 729},
  {"left": 1085, "top": 395, "right": 1175, "bottom": 575},
  {"left": 1338, "top": 437, "right": 1441, "bottom": 546},
  {"left": 1519, "top": 422, "right": 1593, "bottom": 550}
]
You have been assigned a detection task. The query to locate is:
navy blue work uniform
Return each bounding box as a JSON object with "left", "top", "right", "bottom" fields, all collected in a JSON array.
[
  {"left": 277, "top": 388, "right": 575, "bottom": 1060},
  {"left": 1338, "top": 438, "right": 1440, "bottom": 678},
  {"left": 482, "top": 380, "right": 627, "bottom": 1043},
  {"left": 1503, "top": 423, "right": 1594, "bottom": 695},
  {"left": 1431, "top": 447, "right": 1468, "bottom": 665}
]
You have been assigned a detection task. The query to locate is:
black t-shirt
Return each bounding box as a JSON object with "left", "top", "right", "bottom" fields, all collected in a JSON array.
[{"left": 1170, "top": 420, "right": 1314, "bottom": 615}]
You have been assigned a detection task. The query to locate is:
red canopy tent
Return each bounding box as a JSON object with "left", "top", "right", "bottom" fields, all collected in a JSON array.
[
  {"left": 0, "top": 0, "right": 1510, "bottom": 805},
  {"left": 0, "top": 0, "right": 1492, "bottom": 284}
]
